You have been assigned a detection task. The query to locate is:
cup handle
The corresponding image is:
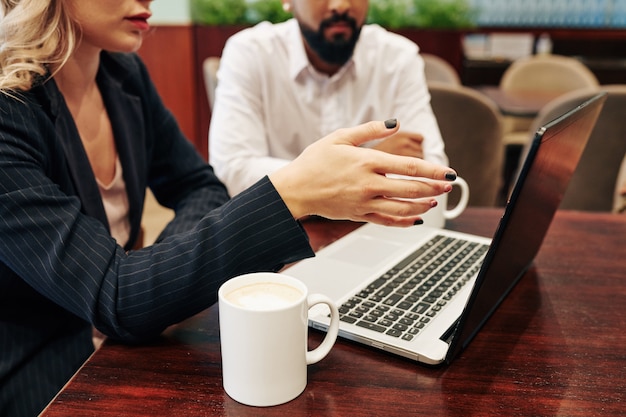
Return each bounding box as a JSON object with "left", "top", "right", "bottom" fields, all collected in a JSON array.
[
  {"left": 305, "top": 294, "right": 339, "bottom": 365},
  {"left": 444, "top": 176, "right": 469, "bottom": 220}
]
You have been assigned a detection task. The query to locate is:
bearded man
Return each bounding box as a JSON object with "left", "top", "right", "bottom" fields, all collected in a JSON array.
[{"left": 209, "top": 0, "right": 448, "bottom": 196}]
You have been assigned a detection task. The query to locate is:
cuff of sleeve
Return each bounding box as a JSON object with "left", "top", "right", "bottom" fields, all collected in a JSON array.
[{"left": 229, "top": 176, "right": 315, "bottom": 266}]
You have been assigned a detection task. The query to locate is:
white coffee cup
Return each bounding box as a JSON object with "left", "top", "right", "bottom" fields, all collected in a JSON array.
[
  {"left": 420, "top": 176, "right": 469, "bottom": 228},
  {"left": 386, "top": 175, "right": 470, "bottom": 228},
  {"left": 218, "top": 272, "right": 340, "bottom": 407}
]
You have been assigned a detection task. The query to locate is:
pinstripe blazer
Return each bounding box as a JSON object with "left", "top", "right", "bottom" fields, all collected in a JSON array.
[{"left": 0, "top": 52, "right": 314, "bottom": 417}]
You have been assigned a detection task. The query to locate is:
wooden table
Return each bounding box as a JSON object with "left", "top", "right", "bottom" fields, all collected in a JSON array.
[
  {"left": 41, "top": 208, "right": 626, "bottom": 417},
  {"left": 476, "top": 85, "right": 562, "bottom": 118}
]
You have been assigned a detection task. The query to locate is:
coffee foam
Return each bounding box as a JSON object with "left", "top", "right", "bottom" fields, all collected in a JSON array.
[{"left": 226, "top": 282, "right": 303, "bottom": 310}]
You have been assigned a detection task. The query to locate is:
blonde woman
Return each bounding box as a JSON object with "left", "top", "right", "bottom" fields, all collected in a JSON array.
[{"left": 0, "top": 1, "right": 455, "bottom": 415}]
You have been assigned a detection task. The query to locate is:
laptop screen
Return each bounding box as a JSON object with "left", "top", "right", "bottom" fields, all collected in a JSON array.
[{"left": 447, "top": 93, "right": 607, "bottom": 362}]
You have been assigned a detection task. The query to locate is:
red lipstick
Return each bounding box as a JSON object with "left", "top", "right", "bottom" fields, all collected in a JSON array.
[{"left": 126, "top": 12, "right": 151, "bottom": 31}]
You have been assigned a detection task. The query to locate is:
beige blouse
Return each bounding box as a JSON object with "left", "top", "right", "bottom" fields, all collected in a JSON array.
[{"left": 96, "top": 157, "right": 131, "bottom": 247}]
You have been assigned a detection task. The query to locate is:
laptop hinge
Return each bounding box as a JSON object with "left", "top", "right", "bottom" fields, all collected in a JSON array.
[{"left": 440, "top": 318, "right": 460, "bottom": 344}]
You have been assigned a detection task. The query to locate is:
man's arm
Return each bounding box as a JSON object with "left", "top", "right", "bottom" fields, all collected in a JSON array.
[{"left": 208, "top": 33, "right": 290, "bottom": 196}]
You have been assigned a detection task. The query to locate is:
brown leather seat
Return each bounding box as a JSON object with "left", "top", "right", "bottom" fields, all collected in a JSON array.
[
  {"left": 422, "top": 53, "right": 461, "bottom": 86},
  {"left": 428, "top": 82, "right": 504, "bottom": 207},
  {"left": 202, "top": 56, "right": 221, "bottom": 111},
  {"left": 499, "top": 54, "right": 600, "bottom": 146},
  {"left": 517, "top": 85, "right": 626, "bottom": 212}
]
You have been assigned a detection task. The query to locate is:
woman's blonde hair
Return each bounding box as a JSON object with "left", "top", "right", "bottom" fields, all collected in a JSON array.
[{"left": 0, "top": 0, "right": 76, "bottom": 94}]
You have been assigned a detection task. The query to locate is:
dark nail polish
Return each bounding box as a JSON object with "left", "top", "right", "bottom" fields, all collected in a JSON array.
[
  {"left": 445, "top": 172, "right": 457, "bottom": 181},
  {"left": 413, "top": 219, "right": 424, "bottom": 225},
  {"left": 384, "top": 118, "right": 397, "bottom": 129}
]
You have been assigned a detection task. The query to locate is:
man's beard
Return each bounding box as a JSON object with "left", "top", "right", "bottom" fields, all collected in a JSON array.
[{"left": 299, "top": 13, "right": 361, "bottom": 66}]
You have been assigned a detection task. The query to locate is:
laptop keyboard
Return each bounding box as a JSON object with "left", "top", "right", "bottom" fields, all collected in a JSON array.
[{"left": 338, "top": 235, "right": 489, "bottom": 341}]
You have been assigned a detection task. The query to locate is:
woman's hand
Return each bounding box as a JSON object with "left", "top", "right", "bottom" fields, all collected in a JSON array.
[{"left": 269, "top": 120, "right": 456, "bottom": 227}]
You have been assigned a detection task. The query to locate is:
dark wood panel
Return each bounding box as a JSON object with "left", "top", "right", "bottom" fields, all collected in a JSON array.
[
  {"left": 193, "top": 25, "right": 247, "bottom": 160},
  {"left": 393, "top": 29, "right": 464, "bottom": 73},
  {"left": 137, "top": 26, "right": 201, "bottom": 156}
]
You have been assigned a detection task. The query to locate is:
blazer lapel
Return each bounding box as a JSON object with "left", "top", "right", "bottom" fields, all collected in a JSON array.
[
  {"left": 46, "top": 81, "right": 110, "bottom": 229},
  {"left": 98, "top": 58, "right": 147, "bottom": 249},
  {"left": 44, "top": 54, "right": 147, "bottom": 249}
]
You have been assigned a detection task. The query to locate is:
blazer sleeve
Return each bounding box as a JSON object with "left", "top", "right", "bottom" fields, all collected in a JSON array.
[{"left": 0, "top": 63, "right": 314, "bottom": 343}]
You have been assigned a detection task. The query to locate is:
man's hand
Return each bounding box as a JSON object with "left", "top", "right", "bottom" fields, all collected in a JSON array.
[{"left": 373, "top": 131, "right": 425, "bottom": 158}]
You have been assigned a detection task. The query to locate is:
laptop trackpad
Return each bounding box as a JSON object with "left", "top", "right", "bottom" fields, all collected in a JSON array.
[
  {"left": 329, "top": 236, "right": 402, "bottom": 268},
  {"left": 286, "top": 236, "right": 403, "bottom": 302}
]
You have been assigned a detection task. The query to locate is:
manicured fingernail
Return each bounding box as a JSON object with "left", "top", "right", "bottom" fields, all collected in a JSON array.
[
  {"left": 430, "top": 199, "right": 438, "bottom": 208},
  {"left": 384, "top": 118, "right": 397, "bottom": 129},
  {"left": 413, "top": 219, "right": 424, "bottom": 225},
  {"left": 444, "top": 184, "right": 453, "bottom": 193},
  {"left": 445, "top": 172, "right": 457, "bottom": 181}
]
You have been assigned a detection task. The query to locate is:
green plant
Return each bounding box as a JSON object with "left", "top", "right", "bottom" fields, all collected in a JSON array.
[
  {"left": 189, "top": 0, "right": 476, "bottom": 29},
  {"left": 190, "top": 0, "right": 248, "bottom": 25},
  {"left": 367, "top": 0, "right": 414, "bottom": 28},
  {"left": 245, "top": 0, "right": 291, "bottom": 24},
  {"left": 190, "top": 0, "right": 291, "bottom": 25},
  {"left": 367, "top": 0, "right": 476, "bottom": 29},
  {"left": 413, "top": 0, "right": 476, "bottom": 28}
]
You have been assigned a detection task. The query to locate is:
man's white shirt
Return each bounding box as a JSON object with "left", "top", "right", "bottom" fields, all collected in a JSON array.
[{"left": 209, "top": 19, "right": 448, "bottom": 196}]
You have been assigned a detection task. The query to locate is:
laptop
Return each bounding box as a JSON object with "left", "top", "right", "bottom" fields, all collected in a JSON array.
[{"left": 285, "top": 93, "right": 606, "bottom": 365}]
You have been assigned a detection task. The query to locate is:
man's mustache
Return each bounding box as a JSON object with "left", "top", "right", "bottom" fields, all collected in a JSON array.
[{"left": 320, "top": 13, "right": 357, "bottom": 29}]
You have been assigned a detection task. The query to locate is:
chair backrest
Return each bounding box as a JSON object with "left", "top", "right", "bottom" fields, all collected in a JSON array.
[
  {"left": 428, "top": 82, "right": 504, "bottom": 206},
  {"left": 500, "top": 54, "right": 599, "bottom": 93},
  {"left": 523, "top": 85, "right": 626, "bottom": 212},
  {"left": 203, "top": 56, "right": 221, "bottom": 111},
  {"left": 422, "top": 53, "right": 461, "bottom": 85},
  {"left": 614, "top": 154, "right": 626, "bottom": 213}
]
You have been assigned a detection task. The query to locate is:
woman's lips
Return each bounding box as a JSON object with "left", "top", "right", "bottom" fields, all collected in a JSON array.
[{"left": 126, "top": 13, "right": 151, "bottom": 31}]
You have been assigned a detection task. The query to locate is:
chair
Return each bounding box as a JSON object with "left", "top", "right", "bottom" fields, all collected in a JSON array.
[
  {"left": 499, "top": 54, "right": 600, "bottom": 146},
  {"left": 518, "top": 85, "right": 626, "bottom": 212},
  {"left": 422, "top": 53, "right": 461, "bottom": 85},
  {"left": 428, "top": 82, "right": 504, "bottom": 206},
  {"left": 614, "top": 155, "right": 626, "bottom": 213},
  {"left": 500, "top": 54, "right": 599, "bottom": 93},
  {"left": 203, "top": 56, "right": 221, "bottom": 111}
]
